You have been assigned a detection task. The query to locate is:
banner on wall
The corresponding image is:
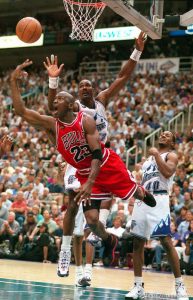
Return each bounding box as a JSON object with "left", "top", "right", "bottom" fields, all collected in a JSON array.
[{"left": 122, "top": 57, "right": 180, "bottom": 74}]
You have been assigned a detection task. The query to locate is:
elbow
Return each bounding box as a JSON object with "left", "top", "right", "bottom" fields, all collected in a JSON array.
[
  {"left": 164, "top": 171, "right": 173, "bottom": 179},
  {"left": 14, "top": 107, "right": 25, "bottom": 117}
]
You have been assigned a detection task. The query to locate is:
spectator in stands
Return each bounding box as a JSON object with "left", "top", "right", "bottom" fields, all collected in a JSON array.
[
  {"left": 33, "top": 176, "right": 44, "bottom": 197},
  {"left": 0, "top": 197, "right": 8, "bottom": 222},
  {"left": 176, "top": 206, "right": 188, "bottom": 227},
  {"left": 32, "top": 205, "right": 44, "bottom": 223},
  {"left": 178, "top": 210, "right": 193, "bottom": 238},
  {"left": 50, "top": 204, "right": 62, "bottom": 225},
  {"left": 10, "top": 191, "right": 27, "bottom": 226},
  {"left": 0, "top": 211, "right": 20, "bottom": 253},
  {"left": 17, "top": 211, "right": 37, "bottom": 253},
  {"left": 1, "top": 192, "right": 12, "bottom": 209},
  {"left": 39, "top": 187, "right": 53, "bottom": 208},
  {"left": 184, "top": 220, "right": 193, "bottom": 275},
  {"left": 29, "top": 209, "right": 58, "bottom": 241}
]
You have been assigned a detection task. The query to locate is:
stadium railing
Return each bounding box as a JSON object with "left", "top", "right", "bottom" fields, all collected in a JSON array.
[
  {"left": 188, "top": 102, "right": 193, "bottom": 126},
  {"left": 168, "top": 112, "right": 184, "bottom": 133},
  {"left": 126, "top": 145, "right": 138, "bottom": 169}
]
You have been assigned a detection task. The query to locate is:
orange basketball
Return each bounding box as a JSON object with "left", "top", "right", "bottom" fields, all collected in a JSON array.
[{"left": 16, "top": 17, "right": 42, "bottom": 43}]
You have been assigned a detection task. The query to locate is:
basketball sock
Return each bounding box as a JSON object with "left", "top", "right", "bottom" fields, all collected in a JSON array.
[
  {"left": 134, "top": 277, "right": 143, "bottom": 285},
  {"left": 75, "top": 265, "right": 84, "bottom": 281},
  {"left": 61, "top": 235, "right": 72, "bottom": 251},
  {"left": 99, "top": 209, "right": 109, "bottom": 227},
  {"left": 175, "top": 277, "right": 183, "bottom": 284},
  {"left": 85, "top": 264, "right": 92, "bottom": 279}
]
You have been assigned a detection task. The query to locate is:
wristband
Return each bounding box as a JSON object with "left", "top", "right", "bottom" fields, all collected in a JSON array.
[
  {"left": 49, "top": 76, "right": 59, "bottom": 89},
  {"left": 130, "top": 48, "right": 142, "bottom": 62}
]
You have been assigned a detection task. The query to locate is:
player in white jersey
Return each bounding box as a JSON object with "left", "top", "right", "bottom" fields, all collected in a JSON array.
[
  {"left": 44, "top": 32, "right": 146, "bottom": 287},
  {"left": 125, "top": 131, "right": 189, "bottom": 300}
]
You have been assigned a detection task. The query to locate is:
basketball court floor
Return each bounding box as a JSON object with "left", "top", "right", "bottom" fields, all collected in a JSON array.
[{"left": 0, "top": 260, "right": 192, "bottom": 300}]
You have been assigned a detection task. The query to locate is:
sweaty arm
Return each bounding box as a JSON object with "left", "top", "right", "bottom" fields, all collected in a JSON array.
[
  {"left": 97, "top": 32, "right": 146, "bottom": 107},
  {"left": 10, "top": 60, "right": 56, "bottom": 137},
  {"left": 152, "top": 151, "right": 178, "bottom": 178},
  {"left": 83, "top": 114, "right": 102, "bottom": 185}
]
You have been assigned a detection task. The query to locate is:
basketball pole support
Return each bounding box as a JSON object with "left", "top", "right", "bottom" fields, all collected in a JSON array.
[{"left": 103, "top": 0, "right": 164, "bottom": 39}]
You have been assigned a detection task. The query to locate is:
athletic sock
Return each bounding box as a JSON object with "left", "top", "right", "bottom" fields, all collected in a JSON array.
[
  {"left": 75, "top": 265, "right": 84, "bottom": 281},
  {"left": 175, "top": 277, "right": 183, "bottom": 285},
  {"left": 85, "top": 264, "right": 92, "bottom": 279},
  {"left": 61, "top": 235, "right": 72, "bottom": 251},
  {"left": 134, "top": 277, "right": 143, "bottom": 285}
]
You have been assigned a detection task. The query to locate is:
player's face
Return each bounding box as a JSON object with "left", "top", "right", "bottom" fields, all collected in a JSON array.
[
  {"left": 158, "top": 131, "right": 174, "bottom": 148},
  {"left": 78, "top": 80, "right": 94, "bottom": 102},
  {"left": 53, "top": 92, "right": 73, "bottom": 118}
]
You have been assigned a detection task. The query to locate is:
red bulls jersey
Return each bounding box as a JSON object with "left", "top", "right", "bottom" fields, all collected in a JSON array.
[{"left": 56, "top": 112, "right": 109, "bottom": 174}]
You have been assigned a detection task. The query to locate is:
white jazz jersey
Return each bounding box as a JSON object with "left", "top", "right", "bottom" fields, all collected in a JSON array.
[
  {"left": 141, "top": 153, "right": 174, "bottom": 194},
  {"left": 76, "top": 99, "right": 108, "bottom": 143},
  {"left": 130, "top": 152, "right": 175, "bottom": 239}
]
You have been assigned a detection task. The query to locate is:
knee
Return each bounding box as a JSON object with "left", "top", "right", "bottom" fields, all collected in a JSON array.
[
  {"left": 67, "top": 202, "right": 79, "bottom": 217},
  {"left": 85, "top": 213, "right": 99, "bottom": 228},
  {"left": 133, "top": 238, "right": 144, "bottom": 252},
  {"left": 160, "top": 238, "right": 171, "bottom": 252}
]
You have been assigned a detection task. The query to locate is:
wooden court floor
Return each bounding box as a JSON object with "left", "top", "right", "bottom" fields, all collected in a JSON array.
[{"left": 0, "top": 259, "right": 192, "bottom": 300}]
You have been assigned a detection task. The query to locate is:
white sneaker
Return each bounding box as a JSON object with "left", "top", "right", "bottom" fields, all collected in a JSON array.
[
  {"left": 57, "top": 249, "right": 71, "bottom": 277},
  {"left": 125, "top": 283, "right": 145, "bottom": 299},
  {"left": 175, "top": 282, "right": 189, "bottom": 300},
  {"left": 87, "top": 232, "right": 102, "bottom": 247}
]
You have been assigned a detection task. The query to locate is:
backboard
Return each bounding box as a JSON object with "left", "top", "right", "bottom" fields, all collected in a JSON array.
[{"left": 102, "top": 0, "right": 164, "bottom": 39}]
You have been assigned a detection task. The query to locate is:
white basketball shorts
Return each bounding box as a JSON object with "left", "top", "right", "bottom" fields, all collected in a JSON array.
[{"left": 130, "top": 194, "right": 171, "bottom": 240}]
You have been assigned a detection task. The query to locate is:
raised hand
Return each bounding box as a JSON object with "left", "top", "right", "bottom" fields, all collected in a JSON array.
[
  {"left": 135, "top": 31, "right": 147, "bottom": 52},
  {"left": 0, "top": 135, "right": 14, "bottom": 155},
  {"left": 10, "top": 59, "right": 33, "bottom": 81},
  {"left": 43, "top": 55, "right": 64, "bottom": 77}
]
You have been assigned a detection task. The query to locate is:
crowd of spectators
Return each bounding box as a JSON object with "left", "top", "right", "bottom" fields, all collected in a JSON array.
[{"left": 0, "top": 61, "right": 193, "bottom": 273}]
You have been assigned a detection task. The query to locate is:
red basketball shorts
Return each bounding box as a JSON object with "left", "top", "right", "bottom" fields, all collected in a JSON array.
[{"left": 76, "top": 149, "right": 137, "bottom": 200}]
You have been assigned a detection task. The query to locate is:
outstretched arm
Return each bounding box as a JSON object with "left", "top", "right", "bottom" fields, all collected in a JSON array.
[
  {"left": 10, "top": 60, "right": 56, "bottom": 134},
  {"left": 74, "top": 115, "right": 102, "bottom": 205},
  {"left": 97, "top": 32, "right": 147, "bottom": 107}
]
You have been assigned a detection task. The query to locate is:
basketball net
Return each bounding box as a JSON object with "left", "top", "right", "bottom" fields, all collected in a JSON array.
[{"left": 63, "top": 0, "right": 106, "bottom": 41}]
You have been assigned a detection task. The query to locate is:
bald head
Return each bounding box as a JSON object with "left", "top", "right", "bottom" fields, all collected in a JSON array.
[{"left": 56, "top": 91, "right": 75, "bottom": 105}]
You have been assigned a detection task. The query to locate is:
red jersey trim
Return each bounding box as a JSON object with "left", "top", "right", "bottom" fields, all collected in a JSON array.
[{"left": 56, "top": 113, "right": 80, "bottom": 127}]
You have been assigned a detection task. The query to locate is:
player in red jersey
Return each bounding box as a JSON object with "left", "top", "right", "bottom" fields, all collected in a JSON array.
[
  {"left": 10, "top": 61, "right": 156, "bottom": 273},
  {"left": 44, "top": 32, "right": 147, "bottom": 285}
]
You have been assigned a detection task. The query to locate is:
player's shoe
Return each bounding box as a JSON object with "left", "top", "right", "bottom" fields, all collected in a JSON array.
[
  {"left": 142, "top": 189, "right": 156, "bottom": 207},
  {"left": 76, "top": 277, "right": 91, "bottom": 287},
  {"left": 57, "top": 249, "right": 71, "bottom": 277},
  {"left": 125, "top": 283, "right": 145, "bottom": 299},
  {"left": 87, "top": 232, "right": 102, "bottom": 247},
  {"left": 102, "top": 234, "right": 118, "bottom": 267},
  {"left": 175, "top": 282, "right": 189, "bottom": 300}
]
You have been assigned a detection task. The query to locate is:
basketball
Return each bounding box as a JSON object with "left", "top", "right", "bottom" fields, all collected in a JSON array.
[{"left": 16, "top": 17, "right": 42, "bottom": 43}]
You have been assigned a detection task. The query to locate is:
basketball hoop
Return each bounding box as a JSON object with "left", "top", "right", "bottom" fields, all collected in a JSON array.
[{"left": 63, "top": 0, "right": 106, "bottom": 41}]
